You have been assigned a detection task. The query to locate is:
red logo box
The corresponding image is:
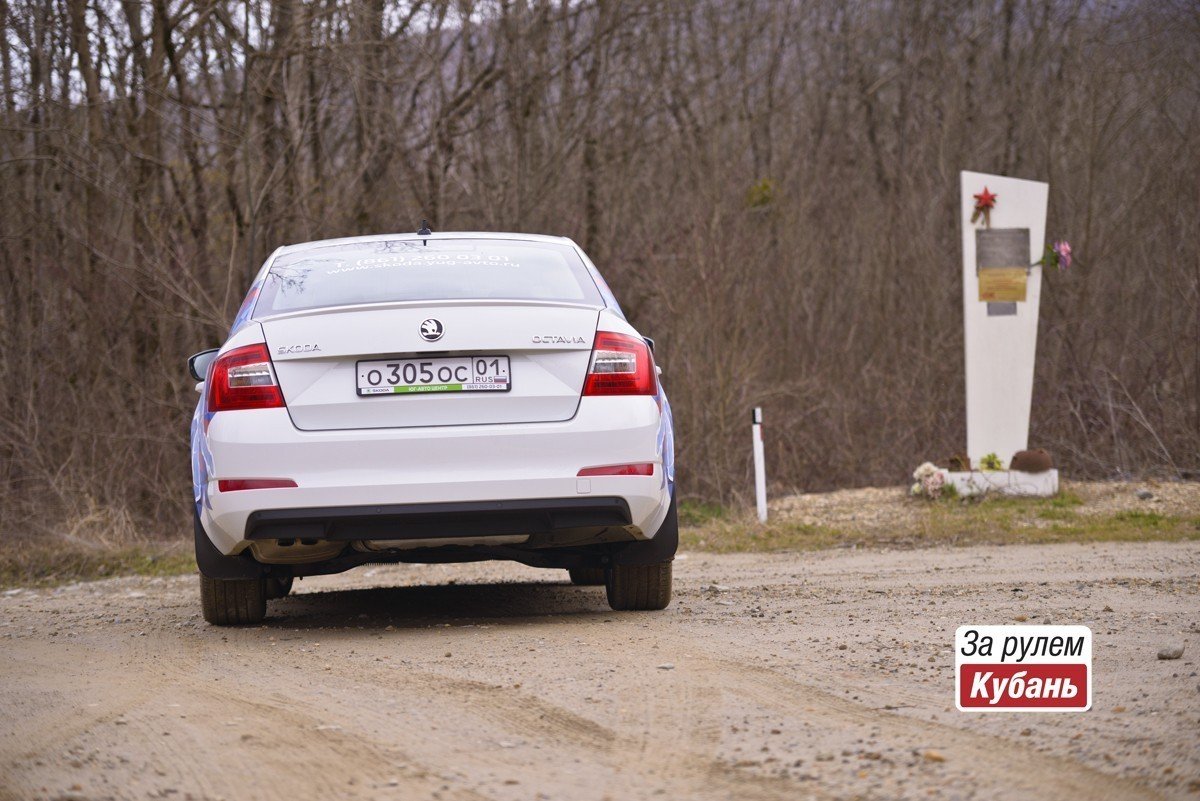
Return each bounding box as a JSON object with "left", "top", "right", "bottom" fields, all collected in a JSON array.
[{"left": 959, "top": 662, "right": 1089, "bottom": 709}]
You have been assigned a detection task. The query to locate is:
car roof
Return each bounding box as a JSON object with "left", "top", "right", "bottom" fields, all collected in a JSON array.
[{"left": 276, "top": 231, "right": 579, "bottom": 256}]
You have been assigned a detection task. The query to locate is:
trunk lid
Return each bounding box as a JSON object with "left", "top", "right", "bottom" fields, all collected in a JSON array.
[{"left": 260, "top": 302, "right": 599, "bottom": 430}]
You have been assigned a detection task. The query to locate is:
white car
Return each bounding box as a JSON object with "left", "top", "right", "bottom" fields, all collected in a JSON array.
[{"left": 188, "top": 230, "right": 676, "bottom": 625}]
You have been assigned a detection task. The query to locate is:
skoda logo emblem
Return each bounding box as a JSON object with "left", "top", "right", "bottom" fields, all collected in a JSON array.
[{"left": 419, "top": 318, "right": 444, "bottom": 342}]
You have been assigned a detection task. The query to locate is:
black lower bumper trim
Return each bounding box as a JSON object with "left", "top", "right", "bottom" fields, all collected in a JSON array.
[{"left": 244, "top": 497, "right": 633, "bottom": 542}]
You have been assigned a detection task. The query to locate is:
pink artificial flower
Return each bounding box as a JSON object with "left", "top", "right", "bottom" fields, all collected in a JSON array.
[{"left": 1053, "top": 240, "right": 1072, "bottom": 271}]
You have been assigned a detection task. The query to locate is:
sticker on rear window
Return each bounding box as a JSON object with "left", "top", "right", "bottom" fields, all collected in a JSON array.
[{"left": 327, "top": 253, "right": 518, "bottom": 275}]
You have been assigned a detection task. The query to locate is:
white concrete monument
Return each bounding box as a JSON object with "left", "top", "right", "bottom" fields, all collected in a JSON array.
[{"left": 955, "top": 171, "right": 1057, "bottom": 497}]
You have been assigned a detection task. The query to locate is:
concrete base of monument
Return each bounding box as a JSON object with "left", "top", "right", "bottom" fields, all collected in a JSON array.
[{"left": 940, "top": 468, "right": 1059, "bottom": 498}]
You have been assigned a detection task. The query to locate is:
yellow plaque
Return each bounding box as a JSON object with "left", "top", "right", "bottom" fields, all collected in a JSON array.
[{"left": 978, "top": 267, "right": 1027, "bottom": 302}]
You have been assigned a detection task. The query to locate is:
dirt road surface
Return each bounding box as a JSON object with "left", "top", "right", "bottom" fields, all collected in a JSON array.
[{"left": 2, "top": 542, "right": 1197, "bottom": 801}]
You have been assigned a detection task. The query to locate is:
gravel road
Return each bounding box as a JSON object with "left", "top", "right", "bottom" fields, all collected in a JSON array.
[{"left": 2, "top": 542, "right": 1197, "bottom": 801}]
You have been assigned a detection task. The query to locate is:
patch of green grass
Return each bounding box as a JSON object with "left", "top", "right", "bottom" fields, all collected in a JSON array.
[
  {"left": 0, "top": 542, "right": 194, "bottom": 589},
  {"left": 678, "top": 499, "right": 729, "bottom": 527},
  {"left": 1035, "top": 507, "right": 1077, "bottom": 521},
  {"left": 1048, "top": 491, "right": 1085, "bottom": 508},
  {"left": 924, "top": 494, "right": 1197, "bottom": 546},
  {"left": 1111, "top": 510, "right": 1166, "bottom": 527},
  {"left": 682, "top": 495, "right": 1200, "bottom": 554},
  {"left": 1035, "top": 514, "right": 1200, "bottom": 543},
  {"left": 957, "top": 491, "right": 1080, "bottom": 512},
  {"left": 681, "top": 517, "right": 848, "bottom": 553}
]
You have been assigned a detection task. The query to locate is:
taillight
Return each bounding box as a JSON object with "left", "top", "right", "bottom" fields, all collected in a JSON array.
[
  {"left": 206, "top": 343, "right": 285, "bottom": 412},
  {"left": 217, "top": 479, "right": 297, "bottom": 492},
  {"left": 578, "top": 463, "right": 655, "bottom": 477},
  {"left": 582, "top": 332, "right": 657, "bottom": 396}
]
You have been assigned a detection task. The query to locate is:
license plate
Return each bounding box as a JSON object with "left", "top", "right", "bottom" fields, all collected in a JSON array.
[{"left": 357, "top": 356, "right": 511, "bottom": 395}]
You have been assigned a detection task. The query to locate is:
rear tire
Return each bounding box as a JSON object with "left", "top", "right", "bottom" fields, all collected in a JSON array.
[
  {"left": 605, "top": 561, "right": 672, "bottom": 611},
  {"left": 200, "top": 575, "right": 267, "bottom": 625},
  {"left": 567, "top": 567, "right": 606, "bottom": 586}
]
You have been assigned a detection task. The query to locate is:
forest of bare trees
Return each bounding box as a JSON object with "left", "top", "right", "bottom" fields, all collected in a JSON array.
[{"left": 1, "top": 0, "right": 1197, "bottom": 543}]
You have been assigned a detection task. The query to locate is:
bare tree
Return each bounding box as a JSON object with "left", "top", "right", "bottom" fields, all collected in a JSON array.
[{"left": 0, "top": 0, "right": 1196, "bottom": 545}]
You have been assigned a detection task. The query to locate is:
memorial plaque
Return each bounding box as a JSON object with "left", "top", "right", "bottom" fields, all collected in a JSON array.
[
  {"left": 976, "top": 228, "right": 1029, "bottom": 303},
  {"left": 978, "top": 267, "right": 1027, "bottom": 302},
  {"left": 977, "top": 228, "right": 1029, "bottom": 269}
]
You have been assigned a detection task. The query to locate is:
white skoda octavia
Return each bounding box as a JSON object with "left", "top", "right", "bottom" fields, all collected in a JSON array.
[{"left": 188, "top": 231, "right": 676, "bottom": 625}]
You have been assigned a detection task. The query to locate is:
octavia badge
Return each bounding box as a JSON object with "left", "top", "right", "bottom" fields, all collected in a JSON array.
[{"left": 419, "top": 318, "right": 444, "bottom": 342}]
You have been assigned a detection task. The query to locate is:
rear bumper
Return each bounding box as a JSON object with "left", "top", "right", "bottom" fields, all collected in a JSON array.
[
  {"left": 199, "top": 397, "right": 671, "bottom": 555},
  {"left": 245, "top": 497, "right": 631, "bottom": 541},
  {"left": 193, "top": 493, "right": 674, "bottom": 580}
]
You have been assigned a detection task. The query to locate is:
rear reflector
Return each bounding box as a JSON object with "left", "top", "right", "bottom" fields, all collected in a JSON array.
[
  {"left": 577, "top": 463, "right": 655, "bottom": 477},
  {"left": 217, "top": 479, "right": 298, "bottom": 492},
  {"left": 207, "top": 343, "right": 285, "bottom": 412},
  {"left": 582, "top": 332, "right": 657, "bottom": 396}
]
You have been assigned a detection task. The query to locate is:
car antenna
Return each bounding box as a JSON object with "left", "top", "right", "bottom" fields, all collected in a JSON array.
[{"left": 417, "top": 219, "right": 432, "bottom": 245}]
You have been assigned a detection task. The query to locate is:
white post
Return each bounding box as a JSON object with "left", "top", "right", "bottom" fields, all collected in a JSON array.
[{"left": 752, "top": 407, "right": 767, "bottom": 522}]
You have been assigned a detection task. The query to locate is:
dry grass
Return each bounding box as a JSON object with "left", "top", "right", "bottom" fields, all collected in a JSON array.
[
  {"left": 3, "top": 481, "right": 1197, "bottom": 588},
  {"left": 0, "top": 502, "right": 193, "bottom": 588},
  {"left": 681, "top": 480, "right": 1200, "bottom": 553},
  {"left": 0, "top": 542, "right": 194, "bottom": 590}
]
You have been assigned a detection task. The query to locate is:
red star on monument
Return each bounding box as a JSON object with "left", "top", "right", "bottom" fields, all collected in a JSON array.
[{"left": 971, "top": 186, "right": 998, "bottom": 227}]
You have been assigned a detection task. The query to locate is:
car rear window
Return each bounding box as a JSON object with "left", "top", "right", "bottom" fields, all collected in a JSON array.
[{"left": 253, "top": 239, "right": 603, "bottom": 316}]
